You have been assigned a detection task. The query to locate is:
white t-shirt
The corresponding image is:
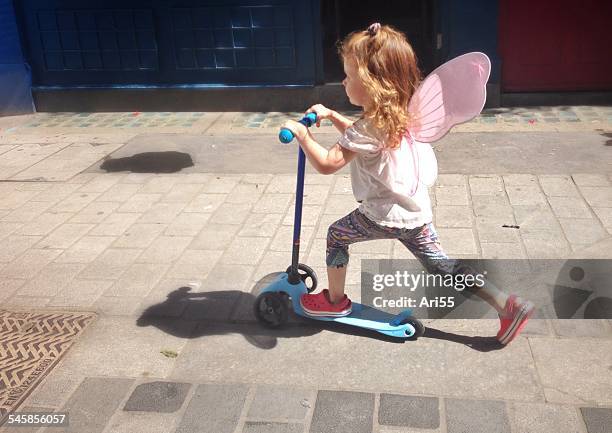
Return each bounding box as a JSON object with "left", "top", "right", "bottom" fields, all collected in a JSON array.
[{"left": 338, "top": 118, "right": 436, "bottom": 229}]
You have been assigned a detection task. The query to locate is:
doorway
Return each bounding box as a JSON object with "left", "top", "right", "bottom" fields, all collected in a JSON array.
[{"left": 320, "top": 0, "right": 436, "bottom": 83}]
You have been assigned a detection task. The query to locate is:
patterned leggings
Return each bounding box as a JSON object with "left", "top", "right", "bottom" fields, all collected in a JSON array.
[{"left": 326, "top": 209, "right": 453, "bottom": 274}]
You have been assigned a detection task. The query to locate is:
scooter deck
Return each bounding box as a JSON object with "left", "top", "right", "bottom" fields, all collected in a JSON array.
[
  {"left": 293, "top": 301, "right": 412, "bottom": 332},
  {"left": 260, "top": 273, "right": 416, "bottom": 338}
]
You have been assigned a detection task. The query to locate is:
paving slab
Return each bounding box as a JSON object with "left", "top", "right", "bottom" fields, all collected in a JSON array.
[
  {"left": 309, "top": 390, "right": 374, "bottom": 433},
  {"left": 445, "top": 398, "right": 510, "bottom": 433},
  {"left": 507, "top": 401, "right": 584, "bottom": 433},
  {"left": 529, "top": 338, "right": 612, "bottom": 405},
  {"left": 378, "top": 394, "right": 440, "bottom": 429},
  {"left": 47, "top": 377, "right": 134, "bottom": 433},
  {"left": 440, "top": 335, "right": 543, "bottom": 401},
  {"left": 174, "top": 383, "right": 248, "bottom": 433},
  {"left": 169, "top": 328, "right": 447, "bottom": 395},
  {"left": 580, "top": 407, "right": 612, "bottom": 433},
  {"left": 247, "top": 385, "right": 313, "bottom": 421},
  {"left": 243, "top": 422, "right": 305, "bottom": 433},
  {"left": 123, "top": 381, "right": 191, "bottom": 413},
  {"left": 101, "top": 410, "right": 180, "bottom": 433},
  {"left": 54, "top": 316, "right": 195, "bottom": 378},
  {"left": 538, "top": 175, "right": 580, "bottom": 197}
]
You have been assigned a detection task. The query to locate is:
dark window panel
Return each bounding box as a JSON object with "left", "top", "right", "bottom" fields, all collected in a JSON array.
[
  {"left": 215, "top": 50, "right": 235, "bottom": 68},
  {"left": 233, "top": 29, "right": 251, "bottom": 48},
  {"left": 83, "top": 51, "right": 102, "bottom": 69},
  {"left": 95, "top": 11, "right": 114, "bottom": 30},
  {"left": 79, "top": 32, "right": 99, "bottom": 50},
  {"left": 175, "top": 30, "right": 194, "bottom": 49},
  {"left": 253, "top": 29, "right": 274, "bottom": 47},
  {"left": 255, "top": 48, "right": 274, "bottom": 66},
  {"left": 57, "top": 11, "right": 76, "bottom": 30},
  {"left": 136, "top": 31, "right": 156, "bottom": 50},
  {"left": 63, "top": 52, "right": 83, "bottom": 69},
  {"left": 195, "top": 29, "right": 214, "bottom": 48},
  {"left": 37, "top": 12, "right": 57, "bottom": 31},
  {"left": 60, "top": 31, "right": 80, "bottom": 50},
  {"left": 134, "top": 10, "right": 154, "bottom": 29},
  {"left": 139, "top": 50, "right": 158, "bottom": 70},
  {"left": 173, "top": 10, "right": 192, "bottom": 30},
  {"left": 177, "top": 49, "right": 195, "bottom": 69},
  {"left": 76, "top": 12, "right": 96, "bottom": 30},
  {"left": 275, "top": 47, "right": 293, "bottom": 66},
  {"left": 274, "top": 7, "right": 291, "bottom": 26},
  {"left": 113, "top": 11, "right": 133, "bottom": 30},
  {"left": 44, "top": 52, "right": 63, "bottom": 70},
  {"left": 275, "top": 29, "right": 293, "bottom": 46},
  {"left": 213, "top": 8, "right": 231, "bottom": 28},
  {"left": 193, "top": 8, "right": 213, "bottom": 28},
  {"left": 98, "top": 31, "right": 118, "bottom": 50},
  {"left": 214, "top": 29, "right": 233, "bottom": 48},
  {"left": 195, "top": 49, "right": 215, "bottom": 68},
  {"left": 42, "top": 32, "right": 61, "bottom": 51},
  {"left": 231, "top": 7, "right": 251, "bottom": 28},
  {"left": 101, "top": 51, "right": 121, "bottom": 69},
  {"left": 235, "top": 49, "right": 254, "bottom": 67},
  {"left": 251, "top": 7, "right": 274, "bottom": 27},
  {"left": 120, "top": 50, "right": 139, "bottom": 69}
]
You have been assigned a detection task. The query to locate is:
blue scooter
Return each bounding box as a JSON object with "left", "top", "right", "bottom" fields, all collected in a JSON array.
[{"left": 253, "top": 113, "right": 425, "bottom": 339}]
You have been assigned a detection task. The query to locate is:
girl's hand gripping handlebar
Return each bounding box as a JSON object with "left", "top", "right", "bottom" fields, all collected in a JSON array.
[{"left": 279, "top": 112, "right": 317, "bottom": 143}]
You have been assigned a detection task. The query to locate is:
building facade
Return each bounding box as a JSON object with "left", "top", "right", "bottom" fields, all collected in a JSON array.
[{"left": 1, "top": 0, "right": 610, "bottom": 114}]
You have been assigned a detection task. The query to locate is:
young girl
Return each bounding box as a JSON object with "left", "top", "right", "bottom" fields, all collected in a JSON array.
[{"left": 282, "top": 23, "right": 534, "bottom": 345}]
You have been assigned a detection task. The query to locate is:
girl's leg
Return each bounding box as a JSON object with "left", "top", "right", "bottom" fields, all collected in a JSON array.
[
  {"left": 398, "top": 223, "right": 508, "bottom": 313},
  {"left": 327, "top": 265, "right": 348, "bottom": 303},
  {"left": 399, "top": 222, "right": 535, "bottom": 345},
  {"left": 325, "top": 209, "right": 402, "bottom": 303}
]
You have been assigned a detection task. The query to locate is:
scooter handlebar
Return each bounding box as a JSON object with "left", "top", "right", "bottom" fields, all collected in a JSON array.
[{"left": 279, "top": 112, "right": 317, "bottom": 143}]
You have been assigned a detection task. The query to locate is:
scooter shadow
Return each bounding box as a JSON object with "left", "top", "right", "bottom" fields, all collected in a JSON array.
[
  {"left": 135, "top": 287, "right": 407, "bottom": 350},
  {"left": 136, "top": 273, "right": 502, "bottom": 351}
]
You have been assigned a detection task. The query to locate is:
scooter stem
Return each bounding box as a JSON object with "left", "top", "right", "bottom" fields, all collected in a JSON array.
[{"left": 288, "top": 147, "right": 306, "bottom": 284}]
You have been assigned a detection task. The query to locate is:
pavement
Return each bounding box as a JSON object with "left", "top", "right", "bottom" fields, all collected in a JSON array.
[{"left": 0, "top": 106, "right": 612, "bottom": 433}]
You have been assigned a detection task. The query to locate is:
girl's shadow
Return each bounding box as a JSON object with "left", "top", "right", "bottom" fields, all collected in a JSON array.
[{"left": 136, "top": 273, "right": 502, "bottom": 352}]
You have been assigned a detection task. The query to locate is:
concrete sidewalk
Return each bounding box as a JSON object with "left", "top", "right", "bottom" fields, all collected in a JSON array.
[{"left": 0, "top": 107, "right": 611, "bottom": 433}]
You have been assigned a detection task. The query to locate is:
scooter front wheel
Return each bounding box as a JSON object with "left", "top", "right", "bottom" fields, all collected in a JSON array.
[
  {"left": 286, "top": 263, "right": 317, "bottom": 293},
  {"left": 254, "top": 292, "right": 288, "bottom": 328}
]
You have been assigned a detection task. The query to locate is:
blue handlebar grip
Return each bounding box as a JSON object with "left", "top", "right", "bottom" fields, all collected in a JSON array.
[{"left": 279, "top": 112, "right": 318, "bottom": 143}]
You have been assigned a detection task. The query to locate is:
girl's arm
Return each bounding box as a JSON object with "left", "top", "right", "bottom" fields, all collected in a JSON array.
[
  {"left": 306, "top": 104, "right": 354, "bottom": 134},
  {"left": 328, "top": 110, "right": 354, "bottom": 134},
  {"left": 300, "top": 132, "right": 356, "bottom": 175}
]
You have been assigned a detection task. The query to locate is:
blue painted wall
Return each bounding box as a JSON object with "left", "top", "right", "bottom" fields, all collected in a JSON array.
[
  {"left": 17, "top": 0, "right": 318, "bottom": 87},
  {"left": 0, "top": 0, "right": 34, "bottom": 114},
  {"left": 437, "top": 0, "right": 500, "bottom": 84}
]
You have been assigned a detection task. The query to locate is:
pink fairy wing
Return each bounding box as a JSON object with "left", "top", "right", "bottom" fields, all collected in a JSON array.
[{"left": 408, "top": 52, "right": 491, "bottom": 143}]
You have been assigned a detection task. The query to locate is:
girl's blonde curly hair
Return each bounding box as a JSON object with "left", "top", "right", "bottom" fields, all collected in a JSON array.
[{"left": 339, "top": 24, "right": 421, "bottom": 149}]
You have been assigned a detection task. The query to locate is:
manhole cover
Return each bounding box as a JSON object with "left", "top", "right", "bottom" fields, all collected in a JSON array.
[{"left": 0, "top": 310, "right": 96, "bottom": 423}]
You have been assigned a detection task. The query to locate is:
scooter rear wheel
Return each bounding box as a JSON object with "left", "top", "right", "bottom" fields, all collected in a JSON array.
[
  {"left": 254, "top": 292, "right": 288, "bottom": 328},
  {"left": 401, "top": 318, "right": 425, "bottom": 339},
  {"left": 286, "top": 263, "right": 317, "bottom": 293}
]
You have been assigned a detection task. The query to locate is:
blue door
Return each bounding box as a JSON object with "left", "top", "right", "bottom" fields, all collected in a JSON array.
[{"left": 17, "top": 0, "right": 317, "bottom": 86}]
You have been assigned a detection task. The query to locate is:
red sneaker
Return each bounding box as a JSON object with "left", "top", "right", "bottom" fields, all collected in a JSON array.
[
  {"left": 300, "top": 289, "right": 352, "bottom": 317},
  {"left": 496, "top": 295, "right": 535, "bottom": 345}
]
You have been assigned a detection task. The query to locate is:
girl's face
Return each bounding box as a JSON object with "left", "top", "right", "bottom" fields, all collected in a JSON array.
[{"left": 342, "top": 57, "right": 371, "bottom": 108}]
